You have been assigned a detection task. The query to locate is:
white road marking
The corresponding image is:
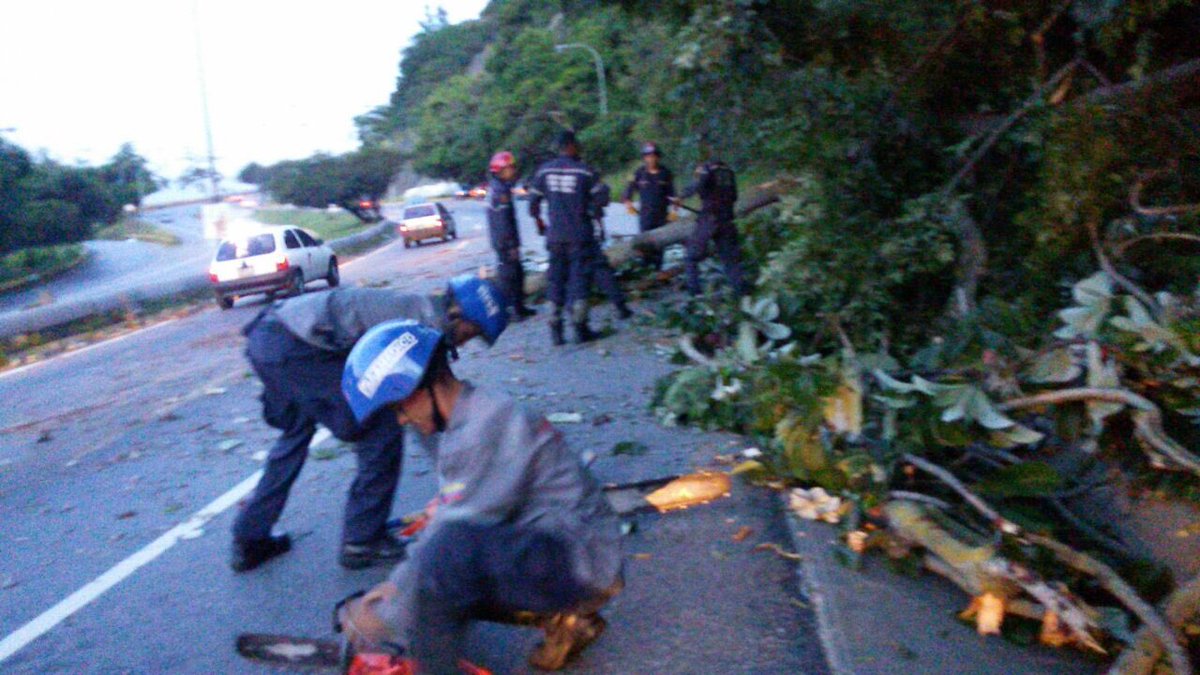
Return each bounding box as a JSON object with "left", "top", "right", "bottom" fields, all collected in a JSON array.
[{"left": 0, "top": 426, "right": 335, "bottom": 663}]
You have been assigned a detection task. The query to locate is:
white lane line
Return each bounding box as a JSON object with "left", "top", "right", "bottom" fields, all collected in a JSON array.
[
  {"left": 0, "top": 318, "right": 181, "bottom": 381},
  {"left": 0, "top": 426, "right": 335, "bottom": 663}
]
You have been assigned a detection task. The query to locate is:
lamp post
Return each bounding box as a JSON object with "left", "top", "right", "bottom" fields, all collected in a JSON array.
[
  {"left": 554, "top": 43, "right": 607, "bottom": 116},
  {"left": 192, "top": 0, "right": 220, "bottom": 202}
]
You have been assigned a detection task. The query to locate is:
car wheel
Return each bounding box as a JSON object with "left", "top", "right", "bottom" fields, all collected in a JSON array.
[
  {"left": 216, "top": 294, "right": 234, "bottom": 310},
  {"left": 266, "top": 290, "right": 276, "bottom": 302},
  {"left": 290, "top": 269, "right": 305, "bottom": 296},
  {"left": 326, "top": 257, "right": 340, "bottom": 287},
  {"left": 451, "top": 227, "right": 458, "bottom": 240},
  {"left": 404, "top": 238, "right": 412, "bottom": 249}
]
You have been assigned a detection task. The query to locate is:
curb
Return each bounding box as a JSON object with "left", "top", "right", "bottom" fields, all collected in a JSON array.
[
  {"left": 781, "top": 492, "right": 855, "bottom": 675},
  {"left": 0, "top": 221, "right": 393, "bottom": 340}
]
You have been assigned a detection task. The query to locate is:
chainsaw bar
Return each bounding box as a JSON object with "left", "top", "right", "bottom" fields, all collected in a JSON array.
[{"left": 236, "top": 633, "right": 345, "bottom": 669}]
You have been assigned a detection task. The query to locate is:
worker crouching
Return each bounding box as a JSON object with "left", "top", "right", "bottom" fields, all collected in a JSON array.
[{"left": 337, "top": 321, "right": 623, "bottom": 672}]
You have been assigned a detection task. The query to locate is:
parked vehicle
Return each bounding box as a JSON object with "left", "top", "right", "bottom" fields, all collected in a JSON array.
[
  {"left": 208, "top": 225, "right": 339, "bottom": 309},
  {"left": 467, "top": 184, "right": 487, "bottom": 199},
  {"left": 398, "top": 202, "right": 457, "bottom": 248}
]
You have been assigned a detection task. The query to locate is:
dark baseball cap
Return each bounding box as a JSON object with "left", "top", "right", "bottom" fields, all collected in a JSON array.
[
  {"left": 556, "top": 129, "right": 578, "bottom": 150},
  {"left": 641, "top": 142, "right": 660, "bottom": 156}
]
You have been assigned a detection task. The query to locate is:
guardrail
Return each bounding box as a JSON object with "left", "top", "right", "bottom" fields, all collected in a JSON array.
[{"left": 0, "top": 221, "right": 394, "bottom": 340}]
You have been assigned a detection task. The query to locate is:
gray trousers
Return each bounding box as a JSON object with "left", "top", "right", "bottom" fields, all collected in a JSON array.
[{"left": 233, "top": 317, "right": 404, "bottom": 546}]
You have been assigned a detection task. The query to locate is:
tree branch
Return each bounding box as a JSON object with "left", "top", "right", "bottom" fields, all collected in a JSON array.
[
  {"left": 1026, "top": 533, "right": 1191, "bottom": 675},
  {"left": 901, "top": 453, "right": 1022, "bottom": 535},
  {"left": 1078, "top": 58, "right": 1200, "bottom": 107},
  {"left": 1114, "top": 233, "right": 1200, "bottom": 257},
  {"left": 1001, "top": 388, "right": 1200, "bottom": 476},
  {"left": 1086, "top": 221, "right": 1161, "bottom": 318},
  {"left": 1111, "top": 572, "right": 1200, "bottom": 675},
  {"left": 1129, "top": 170, "right": 1200, "bottom": 218}
]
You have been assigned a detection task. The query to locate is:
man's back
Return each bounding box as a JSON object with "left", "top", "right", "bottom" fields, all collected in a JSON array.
[
  {"left": 529, "top": 155, "right": 601, "bottom": 243},
  {"left": 271, "top": 288, "right": 440, "bottom": 352}
]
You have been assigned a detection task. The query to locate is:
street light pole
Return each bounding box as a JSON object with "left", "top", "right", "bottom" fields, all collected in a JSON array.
[
  {"left": 192, "top": 0, "right": 220, "bottom": 202},
  {"left": 554, "top": 43, "right": 607, "bottom": 116}
]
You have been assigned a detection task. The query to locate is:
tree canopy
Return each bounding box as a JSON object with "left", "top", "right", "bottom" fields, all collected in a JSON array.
[{"left": 262, "top": 147, "right": 403, "bottom": 222}]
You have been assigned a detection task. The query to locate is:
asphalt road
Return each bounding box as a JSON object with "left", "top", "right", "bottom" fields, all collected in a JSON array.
[
  {"left": 0, "top": 205, "right": 215, "bottom": 316},
  {"left": 0, "top": 200, "right": 827, "bottom": 674}
]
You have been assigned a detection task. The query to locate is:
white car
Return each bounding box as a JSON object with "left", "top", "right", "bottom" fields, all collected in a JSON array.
[
  {"left": 208, "top": 225, "right": 338, "bottom": 309},
  {"left": 398, "top": 202, "right": 457, "bottom": 248}
]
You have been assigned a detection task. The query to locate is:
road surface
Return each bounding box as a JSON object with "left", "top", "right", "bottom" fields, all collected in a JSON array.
[
  {"left": 0, "top": 205, "right": 216, "bottom": 317},
  {"left": 0, "top": 200, "right": 826, "bottom": 674}
]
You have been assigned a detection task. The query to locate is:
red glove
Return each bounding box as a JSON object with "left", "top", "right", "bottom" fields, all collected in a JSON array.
[{"left": 535, "top": 217, "right": 547, "bottom": 236}]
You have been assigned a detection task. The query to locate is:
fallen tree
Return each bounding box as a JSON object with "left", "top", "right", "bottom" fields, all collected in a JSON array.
[{"left": 520, "top": 178, "right": 798, "bottom": 296}]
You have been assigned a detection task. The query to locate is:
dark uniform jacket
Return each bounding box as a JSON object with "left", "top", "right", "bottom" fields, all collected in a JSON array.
[
  {"left": 621, "top": 166, "right": 675, "bottom": 228},
  {"left": 486, "top": 174, "right": 520, "bottom": 252},
  {"left": 528, "top": 155, "right": 603, "bottom": 244},
  {"left": 680, "top": 160, "right": 737, "bottom": 223}
]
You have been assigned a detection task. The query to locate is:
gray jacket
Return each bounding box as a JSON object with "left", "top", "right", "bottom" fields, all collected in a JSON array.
[
  {"left": 383, "top": 383, "right": 623, "bottom": 630},
  {"left": 270, "top": 288, "right": 445, "bottom": 352}
]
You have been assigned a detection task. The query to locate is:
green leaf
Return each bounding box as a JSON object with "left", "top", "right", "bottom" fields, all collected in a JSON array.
[
  {"left": 1026, "top": 347, "right": 1081, "bottom": 384},
  {"left": 974, "top": 462, "right": 1064, "bottom": 498},
  {"left": 611, "top": 441, "right": 649, "bottom": 456},
  {"left": 988, "top": 424, "right": 1045, "bottom": 448},
  {"left": 812, "top": 467, "right": 849, "bottom": 491},
  {"left": 736, "top": 322, "right": 760, "bottom": 363},
  {"left": 1054, "top": 273, "right": 1112, "bottom": 339}
]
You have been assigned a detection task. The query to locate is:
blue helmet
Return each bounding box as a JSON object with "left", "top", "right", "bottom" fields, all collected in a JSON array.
[
  {"left": 342, "top": 320, "right": 445, "bottom": 424},
  {"left": 447, "top": 275, "right": 509, "bottom": 345}
]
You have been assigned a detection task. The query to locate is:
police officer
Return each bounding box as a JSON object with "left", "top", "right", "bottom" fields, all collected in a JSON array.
[
  {"left": 336, "top": 321, "right": 622, "bottom": 672},
  {"left": 529, "top": 129, "right": 605, "bottom": 345},
  {"left": 230, "top": 277, "right": 509, "bottom": 573},
  {"left": 621, "top": 142, "right": 676, "bottom": 270},
  {"left": 589, "top": 181, "right": 633, "bottom": 320},
  {"left": 486, "top": 150, "right": 536, "bottom": 320},
  {"left": 674, "top": 154, "right": 748, "bottom": 296}
]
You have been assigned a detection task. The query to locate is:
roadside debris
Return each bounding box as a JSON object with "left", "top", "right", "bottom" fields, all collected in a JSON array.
[
  {"left": 754, "top": 543, "right": 803, "bottom": 561},
  {"left": 611, "top": 441, "right": 649, "bottom": 456},
  {"left": 644, "top": 472, "right": 732, "bottom": 513},
  {"left": 217, "top": 439, "right": 244, "bottom": 453},
  {"left": 787, "top": 487, "right": 848, "bottom": 524},
  {"left": 116, "top": 510, "right": 137, "bottom": 520},
  {"left": 203, "top": 386, "right": 227, "bottom": 396},
  {"left": 732, "top": 526, "right": 754, "bottom": 542},
  {"left": 2, "top": 575, "right": 18, "bottom": 590},
  {"left": 547, "top": 412, "right": 584, "bottom": 424}
]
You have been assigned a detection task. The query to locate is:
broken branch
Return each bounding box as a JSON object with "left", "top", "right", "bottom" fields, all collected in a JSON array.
[
  {"left": 1111, "top": 573, "right": 1200, "bottom": 675},
  {"left": 1113, "top": 233, "right": 1200, "bottom": 257},
  {"left": 901, "top": 453, "right": 1022, "bottom": 535},
  {"left": 1026, "top": 533, "right": 1190, "bottom": 675}
]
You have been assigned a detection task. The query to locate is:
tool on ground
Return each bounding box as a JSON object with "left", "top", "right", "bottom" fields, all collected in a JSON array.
[{"left": 236, "top": 633, "right": 492, "bottom": 674}]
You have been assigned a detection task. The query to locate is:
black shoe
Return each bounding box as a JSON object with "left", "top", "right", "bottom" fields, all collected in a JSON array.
[
  {"left": 517, "top": 306, "right": 537, "bottom": 318},
  {"left": 573, "top": 323, "right": 598, "bottom": 344},
  {"left": 231, "top": 534, "right": 292, "bottom": 572},
  {"left": 550, "top": 321, "right": 565, "bottom": 346},
  {"left": 616, "top": 304, "right": 633, "bottom": 321},
  {"left": 339, "top": 534, "right": 407, "bottom": 570}
]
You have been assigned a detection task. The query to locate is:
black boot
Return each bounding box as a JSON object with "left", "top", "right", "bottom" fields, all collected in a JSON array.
[
  {"left": 231, "top": 534, "right": 292, "bottom": 572},
  {"left": 339, "top": 533, "right": 407, "bottom": 570},
  {"left": 616, "top": 303, "right": 633, "bottom": 320},
  {"left": 574, "top": 322, "right": 598, "bottom": 344},
  {"left": 550, "top": 320, "right": 565, "bottom": 346}
]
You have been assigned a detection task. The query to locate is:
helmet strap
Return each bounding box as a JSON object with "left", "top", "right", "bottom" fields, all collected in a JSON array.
[{"left": 426, "top": 379, "right": 447, "bottom": 433}]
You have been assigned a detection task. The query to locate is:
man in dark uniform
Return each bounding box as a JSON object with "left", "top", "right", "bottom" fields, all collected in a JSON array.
[
  {"left": 528, "top": 130, "right": 605, "bottom": 345},
  {"left": 486, "top": 150, "right": 536, "bottom": 320},
  {"left": 230, "top": 277, "right": 509, "bottom": 573},
  {"left": 589, "top": 181, "right": 633, "bottom": 320},
  {"left": 621, "top": 142, "right": 675, "bottom": 270},
  {"left": 674, "top": 155, "right": 748, "bottom": 297}
]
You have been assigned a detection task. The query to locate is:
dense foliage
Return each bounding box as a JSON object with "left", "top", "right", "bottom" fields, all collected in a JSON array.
[
  {"left": 255, "top": 147, "right": 403, "bottom": 222},
  {"left": 0, "top": 140, "right": 160, "bottom": 254}
]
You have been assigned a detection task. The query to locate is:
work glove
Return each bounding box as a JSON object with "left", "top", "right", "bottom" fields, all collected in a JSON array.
[{"left": 667, "top": 210, "right": 679, "bottom": 222}]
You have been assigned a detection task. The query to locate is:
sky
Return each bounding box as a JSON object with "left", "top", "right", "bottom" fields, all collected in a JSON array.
[{"left": 0, "top": 0, "right": 489, "bottom": 182}]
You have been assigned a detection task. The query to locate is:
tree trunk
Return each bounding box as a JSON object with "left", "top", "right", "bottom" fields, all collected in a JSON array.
[{"left": 520, "top": 178, "right": 796, "bottom": 296}]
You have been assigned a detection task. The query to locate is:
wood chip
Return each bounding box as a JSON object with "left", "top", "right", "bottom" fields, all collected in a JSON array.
[
  {"left": 732, "top": 526, "right": 754, "bottom": 542},
  {"left": 753, "top": 543, "right": 803, "bottom": 561}
]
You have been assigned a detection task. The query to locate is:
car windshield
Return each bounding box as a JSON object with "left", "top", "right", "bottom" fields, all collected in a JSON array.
[
  {"left": 216, "top": 233, "right": 276, "bottom": 261},
  {"left": 403, "top": 205, "right": 436, "bottom": 219}
]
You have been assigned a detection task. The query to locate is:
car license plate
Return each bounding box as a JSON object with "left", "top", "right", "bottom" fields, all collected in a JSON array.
[{"left": 238, "top": 266, "right": 255, "bottom": 278}]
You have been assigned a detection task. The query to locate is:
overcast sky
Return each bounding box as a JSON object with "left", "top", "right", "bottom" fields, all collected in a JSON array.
[{"left": 0, "top": 1, "right": 489, "bottom": 182}]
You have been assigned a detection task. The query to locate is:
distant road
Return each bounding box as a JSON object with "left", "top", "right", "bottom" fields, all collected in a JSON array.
[{"left": 0, "top": 205, "right": 213, "bottom": 316}]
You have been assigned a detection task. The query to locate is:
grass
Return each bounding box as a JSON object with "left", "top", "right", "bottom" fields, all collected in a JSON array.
[
  {"left": 93, "top": 218, "right": 181, "bottom": 246},
  {"left": 0, "top": 244, "right": 88, "bottom": 291},
  {"left": 253, "top": 208, "right": 374, "bottom": 240}
]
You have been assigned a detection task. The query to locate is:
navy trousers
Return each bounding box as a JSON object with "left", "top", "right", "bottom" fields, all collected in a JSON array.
[
  {"left": 586, "top": 239, "right": 627, "bottom": 309},
  {"left": 407, "top": 521, "right": 599, "bottom": 674},
  {"left": 685, "top": 214, "right": 747, "bottom": 296},
  {"left": 546, "top": 242, "right": 595, "bottom": 322},
  {"left": 233, "top": 316, "right": 404, "bottom": 546},
  {"left": 494, "top": 245, "right": 528, "bottom": 312}
]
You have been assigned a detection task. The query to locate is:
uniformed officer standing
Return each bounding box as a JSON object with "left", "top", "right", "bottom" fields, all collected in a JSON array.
[
  {"left": 621, "top": 142, "right": 676, "bottom": 270},
  {"left": 588, "top": 181, "right": 633, "bottom": 320},
  {"left": 529, "top": 130, "right": 606, "bottom": 345},
  {"left": 674, "top": 155, "right": 748, "bottom": 297},
  {"left": 230, "top": 278, "right": 508, "bottom": 573},
  {"left": 486, "top": 151, "right": 536, "bottom": 320}
]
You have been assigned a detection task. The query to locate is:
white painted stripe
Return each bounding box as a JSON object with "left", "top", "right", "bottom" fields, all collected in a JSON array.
[{"left": 0, "top": 426, "right": 335, "bottom": 663}]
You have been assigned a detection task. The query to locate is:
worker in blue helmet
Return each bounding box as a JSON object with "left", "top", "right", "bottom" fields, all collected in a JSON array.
[
  {"left": 336, "top": 320, "right": 623, "bottom": 672},
  {"left": 229, "top": 276, "right": 508, "bottom": 573}
]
